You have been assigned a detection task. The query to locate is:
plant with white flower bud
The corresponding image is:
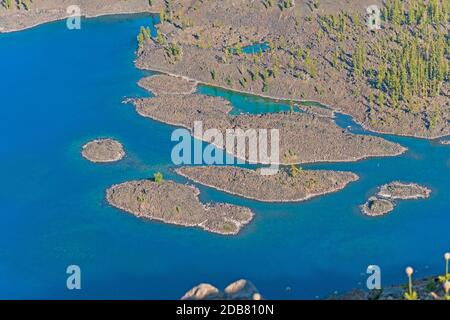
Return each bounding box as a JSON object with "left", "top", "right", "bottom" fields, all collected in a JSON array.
[
  {"left": 403, "top": 266, "right": 418, "bottom": 300},
  {"left": 439, "top": 252, "right": 450, "bottom": 283}
]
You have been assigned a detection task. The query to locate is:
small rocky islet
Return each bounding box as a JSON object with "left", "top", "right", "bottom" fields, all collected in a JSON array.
[
  {"left": 106, "top": 179, "right": 254, "bottom": 235},
  {"left": 176, "top": 166, "right": 359, "bottom": 202},
  {"left": 81, "top": 138, "right": 125, "bottom": 163},
  {"left": 361, "top": 182, "right": 431, "bottom": 216}
]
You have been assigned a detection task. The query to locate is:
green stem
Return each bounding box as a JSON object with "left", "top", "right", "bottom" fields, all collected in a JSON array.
[
  {"left": 446, "top": 259, "right": 449, "bottom": 277},
  {"left": 408, "top": 275, "right": 412, "bottom": 295}
]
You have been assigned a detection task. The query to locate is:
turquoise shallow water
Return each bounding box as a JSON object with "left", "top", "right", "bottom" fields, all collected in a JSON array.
[
  {"left": 241, "top": 42, "right": 270, "bottom": 55},
  {"left": 0, "top": 14, "right": 449, "bottom": 299}
]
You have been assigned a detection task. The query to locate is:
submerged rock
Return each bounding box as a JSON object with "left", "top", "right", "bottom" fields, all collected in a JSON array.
[{"left": 81, "top": 138, "right": 125, "bottom": 163}]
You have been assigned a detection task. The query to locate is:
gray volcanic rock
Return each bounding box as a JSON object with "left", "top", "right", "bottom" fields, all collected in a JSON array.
[
  {"left": 133, "top": 94, "right": 406, "bottom": 164},
  {"left": 138, "top": 74, "right": 197, "bottom": 96},
  {"left": 82, "top": 138, "right": 125, "bottom": 163},
  {"left": 378, "top": 182, "right": 431, "bottom": 200},
  {"left": 360, "top": 181, "right": 431, "bottom": 216},
  {"left": 181, "top": 279, "right": 262, "bottom": 300},
  {"left": 224, "top": 279, "right": 260, "bottom": 300},
  {"left": 361, "top": 197, "right": 394, "bottom": 216},
  {"left": 181, "top": 283, "right": 222, "bottom": 300},
  {"left": 106, "top": 179, "right": 253, "bottom": 235},
  {"left": 177, "top": 166, "right": 359, "bottom": 202},
  {"left": 0, "top": 0, "right": 160, "bottom": 33},
  {"left": 135, "top": 1, "right": 449, "bottom": 139}
]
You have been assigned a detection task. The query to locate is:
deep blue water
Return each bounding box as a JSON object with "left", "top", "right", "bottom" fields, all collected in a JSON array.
[{"left": 0, "top": 14, "right": 449, "bottom": 299}]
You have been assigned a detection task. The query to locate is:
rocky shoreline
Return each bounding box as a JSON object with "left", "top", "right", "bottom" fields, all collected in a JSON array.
[
  {"left": 0, "top": 0, "right": 161, "bottom": 33},
  {"left": 134, "top": 0, "right": 448, "bottom": 139},
  {"left": 106, "top": 179, "right": 254, "bottom": 235},
  {"left": 81, "top": 138, "right": 125, "bottom": 163},
  {"left": 176, "top": 166, "right": 359, "bottom": 202},
  {"left": 137, "top": 74, "right": 197, "bottom": 96},
  {"left": 2, "top": 2, "right": 447, "bottom": 139},
  {"left": 361, "top": 182, "right": 431, "bottom": 216}
]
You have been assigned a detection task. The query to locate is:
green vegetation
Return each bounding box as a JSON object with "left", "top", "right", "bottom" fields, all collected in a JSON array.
[
  {"left": 222, "top": 223, "right": 233, "bottom": 233},
  {"left": 403, "top": 267, "right": 418, "bottom": 300},
  {"left": 252, "top": 65, "right": 259, "bottom": 81},
  {"left": 289, "top": 100, "right": 294, "bottom": 113},
  {"left": 303, "top": 52, "right": 316, "bottom": 78},
  {"left": 444, "top": 282, "right": 450, "bottom": 300},
  {"left": 156, "top": 30, "right": 165, "bottom": 45},
  {"left": 352, "top": 40, "right": 366, "bottom": 79},
  {"left": 426, "top": 278, "right": 437, "bottom": 292},
  {"left": 262, "top": 68, "right": 270, "bottom": 92},
  {"left": 350, "top": 0, "right": 449, "bottom": 112},
  {"left": 280, "top": 0, "right": 294, "bottom": 10},
  {"left": 165, "top": 42, "right": 182, "bottom": 63},
  {"left": 290, "top": 164, "right": 302, "bottom": 177},
  {"left": 2, "top": 0, "right": 12, "bottom": 9},
  {"left": 438, "top": 252, "right": 450, "bottom": 282},
  {"left": 137, "top": 26, "right": 151, "bottom": 49},
  {"left": 263, "top": 0, "right": 274, "bottom": 9},
  {"left": 153, "top": 172, "right": 163, "bottom": 184}
]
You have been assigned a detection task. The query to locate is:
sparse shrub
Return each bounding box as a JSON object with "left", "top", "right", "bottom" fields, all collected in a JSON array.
[{"left": 154, "top": 172, "right": 163, "bottom": 184}]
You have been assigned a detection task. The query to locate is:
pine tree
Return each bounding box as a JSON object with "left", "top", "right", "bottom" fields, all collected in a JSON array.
[
  {"left": 377, "top": 92, "right": 385, "bottom": 107},
  {"left": 377, "top": 64, "right": 386, "bottom": 89}
]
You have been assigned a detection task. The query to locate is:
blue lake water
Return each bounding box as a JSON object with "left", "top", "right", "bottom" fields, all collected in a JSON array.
[
  {"left": 0, "top": 14, "right": 449, "bottom": 299},
  {"left": 241, "top": 42, "right": 270, "bottom": 55}
]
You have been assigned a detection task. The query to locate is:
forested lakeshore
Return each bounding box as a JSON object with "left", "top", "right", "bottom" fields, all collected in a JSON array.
[
  {"left": 135, "top": 0, "right": 449, "bottom": 138},
  {"left": 343, "top": 0, "right": 449, "bottom": 129}
]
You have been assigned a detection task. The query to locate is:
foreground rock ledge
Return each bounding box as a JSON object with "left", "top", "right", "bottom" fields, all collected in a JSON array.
[
  {"left": 330, "top": 274, "right": 449, "bottom": 300},
  {"left": 138, "top": 74, "right": 197, "bottom": 96},
  {"left": 181, "top": 279, "right": 262, "bottom": 300},
  {"left": 133, "top": 94, "right": 406, "bottom": 164},
  {"left": 106, "top": 180, "right": 254, "bottom": 235},
  {"left": 361, "top": 182, "right": 431, "bottom": 217},
  {"left": 82, "top": 138, "right": 125, "bottom": 163},
  {"left": 176, "top": 166, "right": 359, "bottom": 202}
]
